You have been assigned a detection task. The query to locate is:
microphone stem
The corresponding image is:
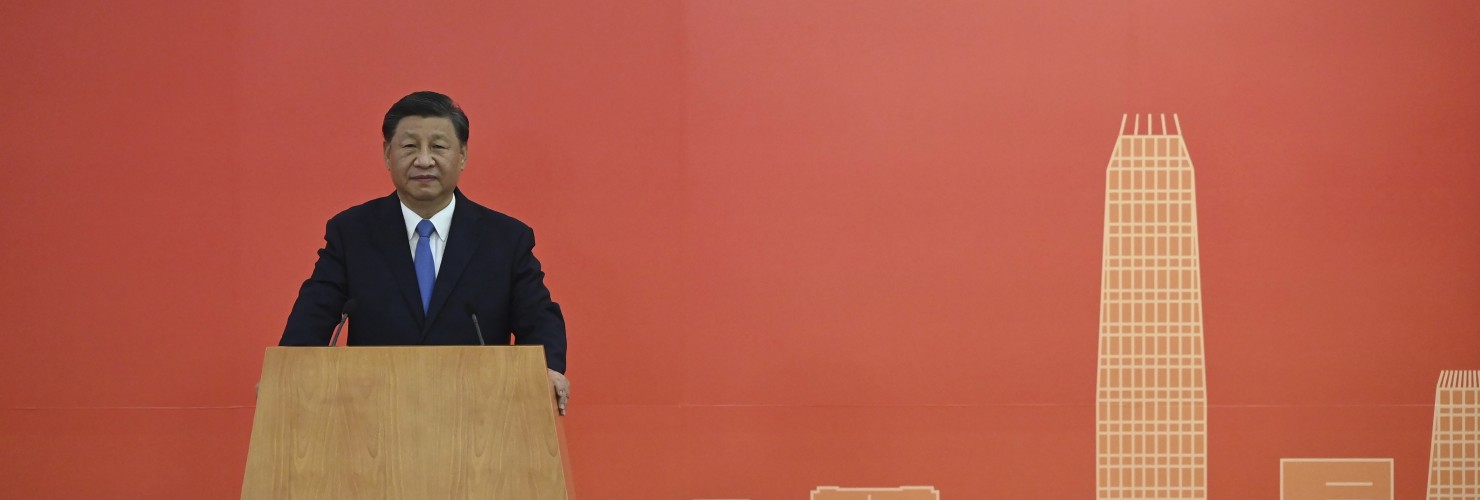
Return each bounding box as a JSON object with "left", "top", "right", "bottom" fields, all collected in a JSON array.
[
  {"left": 469, "top": 314, "right": 487, "bottom": 346},
  {"left": 328, "top": 313, "right": 347, "bottom": 346}
]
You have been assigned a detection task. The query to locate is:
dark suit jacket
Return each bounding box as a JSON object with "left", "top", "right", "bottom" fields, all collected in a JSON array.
[{"left": 279, "top": 190, "right": 567, "bottom": 373}]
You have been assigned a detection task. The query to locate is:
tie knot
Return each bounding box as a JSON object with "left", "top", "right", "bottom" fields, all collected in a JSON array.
[{"left": 416, "top": 219, "right": 435, "bottom": 238}]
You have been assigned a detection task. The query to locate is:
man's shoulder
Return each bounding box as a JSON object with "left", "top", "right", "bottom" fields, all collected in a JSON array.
[
  {"left": 458, "top": 195, "right": 533, "bottom": 234},
  {"left": 325, "top": 193, "right": 397, "bottom": 226}
]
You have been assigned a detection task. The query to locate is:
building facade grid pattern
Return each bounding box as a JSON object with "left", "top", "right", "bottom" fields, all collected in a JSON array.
[
  {"left": 1427, "top": 370, "right": 1480, "bottom": 500},
  {"left": 1096, "top": 115, "right": 1209, "bottom": 500}
]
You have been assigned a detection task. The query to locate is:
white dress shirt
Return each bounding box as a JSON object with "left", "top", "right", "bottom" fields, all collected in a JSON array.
[{"left": 399, "top": 196, "right": 456, "bottom": 277}]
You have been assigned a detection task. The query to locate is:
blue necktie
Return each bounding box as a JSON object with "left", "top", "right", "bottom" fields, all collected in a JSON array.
[{"left": 414, "top": 219, "right": 435, "bottom": 313}]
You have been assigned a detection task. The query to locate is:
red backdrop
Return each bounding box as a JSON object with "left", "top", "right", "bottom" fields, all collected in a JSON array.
[{"left": 1, "top": 1, "right": 1477, "bottom": 498}]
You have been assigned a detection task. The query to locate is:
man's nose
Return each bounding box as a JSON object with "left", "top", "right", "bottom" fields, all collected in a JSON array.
[{"left": 413, "top": 149, "right": 436, "bottom": 167}]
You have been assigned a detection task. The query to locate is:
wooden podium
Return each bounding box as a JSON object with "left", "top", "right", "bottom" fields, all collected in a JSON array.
[{"left": 242, "top": 346, "right": 571, "bottom": 499}]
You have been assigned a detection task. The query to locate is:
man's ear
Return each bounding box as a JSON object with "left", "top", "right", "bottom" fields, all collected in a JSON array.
[{"left": 459, "top": 144, "right": 469, "bottom": 170}]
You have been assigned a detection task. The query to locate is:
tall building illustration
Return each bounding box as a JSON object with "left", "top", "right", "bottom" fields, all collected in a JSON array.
[
  {"left": 1427, "top": 370, "right": 1480, "bottom": 499},
  {"left": 1096, "top": 114, "right": 1209, "bottom": 499}
]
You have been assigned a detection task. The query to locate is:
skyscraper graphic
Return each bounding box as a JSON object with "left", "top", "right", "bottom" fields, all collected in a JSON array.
[
  {"left": 1096, "top": 114, "right": 1209, "bottom": 499},
  {"left": 1426, "top": 370, "right": 1480, "bottom": 499}
]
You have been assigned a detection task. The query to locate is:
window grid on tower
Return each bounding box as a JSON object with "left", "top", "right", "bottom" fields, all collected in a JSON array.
[
  {"left": 1097, "top": 116, "right": 1208, "bottom": 500},
  {"left": 1427, "top": 371, "right": 1480, "bottom": 500}
]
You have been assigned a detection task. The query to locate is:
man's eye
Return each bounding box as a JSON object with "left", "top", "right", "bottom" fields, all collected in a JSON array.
[
  {"left": 433, "top": 144, "right": 448, "bottom": 150},
  {"left": 401, "top": 144, "right": 416, "bottom": 149}
]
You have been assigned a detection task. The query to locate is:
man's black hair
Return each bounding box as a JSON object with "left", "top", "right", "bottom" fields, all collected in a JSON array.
[{"left": 382, "top": 91, "right": 470, "bottom": 145}]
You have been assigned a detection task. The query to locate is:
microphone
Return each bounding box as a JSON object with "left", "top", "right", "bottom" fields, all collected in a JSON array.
[
  {"left": 328, "top": 299, "right": 358, "bottom": 347},
  {"left": 464, "top": 302, "right": 487, "bottom": 346}
]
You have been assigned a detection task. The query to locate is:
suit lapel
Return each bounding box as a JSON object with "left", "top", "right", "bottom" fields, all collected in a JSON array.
[
  {"left": 373, "top": 193, "right": 427, "bottom": 329},
  {"left": 421, "top": 192, "right": 483, "bottom": 337}
]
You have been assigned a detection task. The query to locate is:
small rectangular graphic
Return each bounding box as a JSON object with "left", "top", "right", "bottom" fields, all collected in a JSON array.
[
  {"left": 1280, "top": 458, "right": 1392, "bottom": 500},
  {"left": 811, "top": 486, "right": 940, "bottom": 500}
]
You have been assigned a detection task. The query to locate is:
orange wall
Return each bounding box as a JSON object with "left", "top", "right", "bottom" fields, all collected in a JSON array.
[{"left": 1, "top": 1, "right": 1477, "bottom": 498}]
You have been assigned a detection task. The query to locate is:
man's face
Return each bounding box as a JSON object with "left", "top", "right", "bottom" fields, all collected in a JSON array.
[{"left": 385, "top": 116, "right": 466, "bottom": 206}]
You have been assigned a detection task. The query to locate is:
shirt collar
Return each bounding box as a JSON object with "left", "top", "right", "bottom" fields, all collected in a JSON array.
[{"left": 399, "top": 195, "right": 456, "bottom": 240}]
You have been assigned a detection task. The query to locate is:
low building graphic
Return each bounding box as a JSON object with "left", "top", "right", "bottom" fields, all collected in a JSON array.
[
  {"left": 1427, "top": 370, "right": 1480, "bottom": 499},
  {"left": 1280, "top": 458, "right": 1392, "bottom": 500},
  {"left": 810, "top": 486, "right": 940, "bottom": 500}
]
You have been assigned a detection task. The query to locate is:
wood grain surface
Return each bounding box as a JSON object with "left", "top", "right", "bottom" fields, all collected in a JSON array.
[{"left": 242, "top": 346, "right": 566, "bottom": 499}]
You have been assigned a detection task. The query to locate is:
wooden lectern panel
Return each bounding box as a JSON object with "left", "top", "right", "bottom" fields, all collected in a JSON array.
[{"left": 242, "top": 346, "right": 566, "bottom": 500}]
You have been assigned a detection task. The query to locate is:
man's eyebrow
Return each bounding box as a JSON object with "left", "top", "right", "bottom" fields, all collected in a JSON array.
[{"left": 398, "top": 131, "right": 452, "bottom": 140}]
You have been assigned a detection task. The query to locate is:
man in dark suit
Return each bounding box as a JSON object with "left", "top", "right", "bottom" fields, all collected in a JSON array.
[{"left": 279, "top": 91, "right": 570, "bottom": 414}]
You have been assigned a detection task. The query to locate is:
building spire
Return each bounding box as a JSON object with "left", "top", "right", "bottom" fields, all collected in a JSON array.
[{"left": 1119, "top": 113, "right": 1184, "bottom": 136}]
